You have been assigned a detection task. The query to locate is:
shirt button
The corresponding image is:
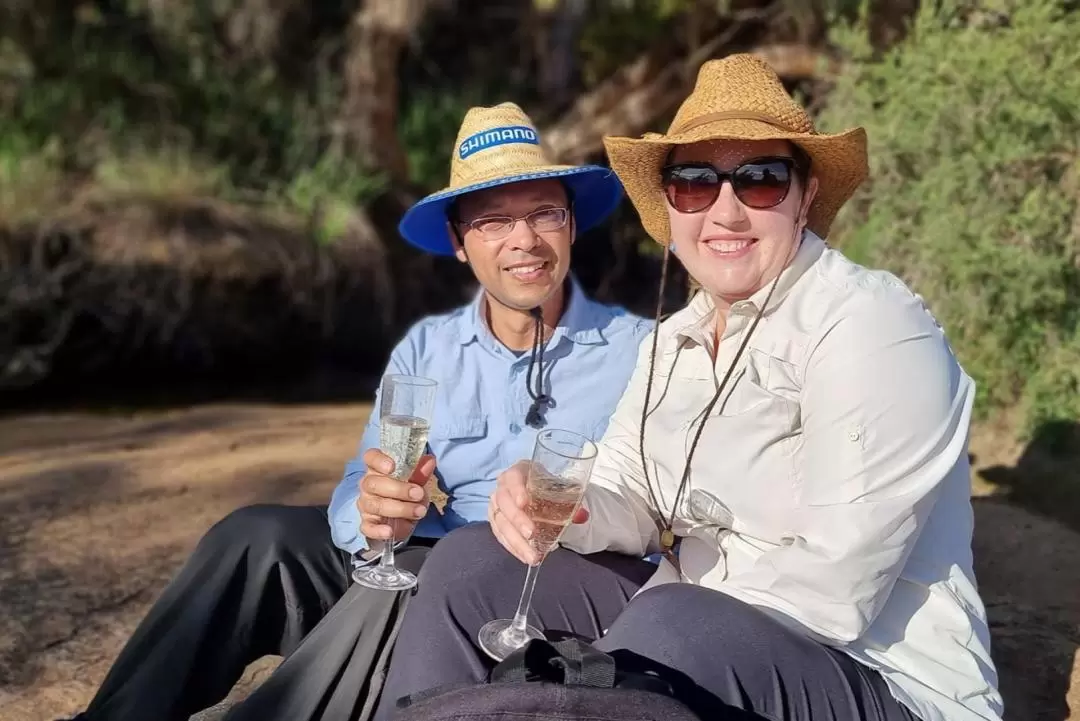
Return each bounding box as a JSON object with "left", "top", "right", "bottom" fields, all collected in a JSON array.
[
  {"left": 510, "top": 422, "right": 521, "bottom": 434},
  {"left": 848, "top": 429, "right": 861, "bottom": 442}
]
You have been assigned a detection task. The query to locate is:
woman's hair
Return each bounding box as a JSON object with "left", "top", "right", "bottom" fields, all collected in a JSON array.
[{"left": 787, "top": 142, "right": 812, "bottom": 185}]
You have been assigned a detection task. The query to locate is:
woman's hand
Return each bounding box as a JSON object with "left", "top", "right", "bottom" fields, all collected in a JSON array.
[{"left": 488, "top": 460, "right": 589, "bottom": 565}]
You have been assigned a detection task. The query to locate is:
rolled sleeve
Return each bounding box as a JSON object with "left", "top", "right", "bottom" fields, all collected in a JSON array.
[{"left": 718, "top": 297, "right": 975, "bottom": 645}]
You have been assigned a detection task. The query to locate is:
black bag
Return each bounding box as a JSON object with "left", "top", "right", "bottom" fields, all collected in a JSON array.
[{"left": 391, "top": 637, "right": 702, "bottom": 721}]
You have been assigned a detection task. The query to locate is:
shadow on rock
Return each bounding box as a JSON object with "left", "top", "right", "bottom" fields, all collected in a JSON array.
[
  {"left": 978, "top": 420, "right": 1080, "bottom": 534},
  {"left": 972, "top": 419, "right": 1080, "bottom": 721}
]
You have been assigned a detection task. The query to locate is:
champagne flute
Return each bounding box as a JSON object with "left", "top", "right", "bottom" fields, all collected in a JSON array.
[
  {"left": 478, "top": 428, "right": 597, "bottom": 661},
  {"left": 353, "top": 373, "right": 438, "bottom": 592}
]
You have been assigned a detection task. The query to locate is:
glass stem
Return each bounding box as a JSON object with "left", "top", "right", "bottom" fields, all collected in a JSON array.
[
  {"left": 506, "top": 562, "right": 542, "bottom": 643},
  {"left": 380, "top": 526, "right": 397, "bottom": 565},
  {"left": 378, "top": 471, "right": 404, "bottom": 571}
]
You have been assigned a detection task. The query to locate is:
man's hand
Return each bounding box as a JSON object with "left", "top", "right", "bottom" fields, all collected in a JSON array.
[
  {"left": 488, "top": 460, "right": 589, "bottom": 566},
  {"left": 358, "top": 448, "right": 437, "bottom": 544}
]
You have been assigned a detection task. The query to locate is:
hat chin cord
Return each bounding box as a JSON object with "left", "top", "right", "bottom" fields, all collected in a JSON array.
[{"left": 524, "top": 306, "right": 551, "bottom": 429}]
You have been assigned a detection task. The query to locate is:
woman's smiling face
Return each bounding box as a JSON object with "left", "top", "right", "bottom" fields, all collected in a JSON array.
[{"left": 664, "top": 138, "right": 818, "bottom": 308}]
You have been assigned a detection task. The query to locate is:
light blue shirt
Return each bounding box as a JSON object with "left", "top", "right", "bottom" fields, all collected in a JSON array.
[{"left": 329, "top": 279, "right": 652, "bottom": 554}]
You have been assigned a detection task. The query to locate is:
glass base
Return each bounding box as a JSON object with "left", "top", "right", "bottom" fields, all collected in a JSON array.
[
  {"left": 352, "top": 563, "right": 417, "bottom": 591},
  {"left": 478, "top": 618, "right": 544, "bottom": 662}
]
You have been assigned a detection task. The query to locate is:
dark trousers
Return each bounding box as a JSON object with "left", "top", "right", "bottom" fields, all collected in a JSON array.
[
  {"left": 374, "top": 523, "right": 920, "bottom": 721},
  {"left": 78, "top": 504, "right": 429, "bottom": 721}
]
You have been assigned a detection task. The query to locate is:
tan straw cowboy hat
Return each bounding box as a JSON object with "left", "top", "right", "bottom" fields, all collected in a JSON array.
[{"left": 603, "top": 53, "right": 868, "bottom": 243}]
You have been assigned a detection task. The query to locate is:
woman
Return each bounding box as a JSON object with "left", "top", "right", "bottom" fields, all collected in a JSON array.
[{"left": 373, "top": 54, "right": 1003, "bottom": 721}]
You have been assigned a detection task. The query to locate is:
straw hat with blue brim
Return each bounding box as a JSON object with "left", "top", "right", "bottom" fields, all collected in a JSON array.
[{"left": 398, "top": 102, "right": 625, "bottom": 255}]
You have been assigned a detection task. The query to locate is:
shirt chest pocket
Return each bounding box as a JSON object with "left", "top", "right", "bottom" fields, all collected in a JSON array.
[
  {"left": 712, "top": 351, "right": 796, "bottom": 423},
  {"left": 429, "top": 415, "right": 487, "bottom": 444},
  {"left": 428, "top": 413, "right": 498, "bottom": 488},
  {"left": 693, "top": 356, "right": 800, "bottom": 530}
]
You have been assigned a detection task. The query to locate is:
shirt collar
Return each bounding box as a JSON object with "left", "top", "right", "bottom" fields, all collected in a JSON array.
[
  {"left": 456, "top": 275, "right": 605, "bottom": 348},
  {"left": 674, "top": 230, "right": 826, "bottom": 345}
]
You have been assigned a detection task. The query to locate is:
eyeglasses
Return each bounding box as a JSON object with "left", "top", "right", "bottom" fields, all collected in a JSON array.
[
  {"left": 661, "top": 157, "right": 796, "bottom": 214},
  {"left": 460, "top": 207, "right": 569, "bottom": 241}
]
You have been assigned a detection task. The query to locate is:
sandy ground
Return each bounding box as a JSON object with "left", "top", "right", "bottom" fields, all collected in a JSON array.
[{"left": 0, "top": 402, "right": 1077, "bottom": 721}]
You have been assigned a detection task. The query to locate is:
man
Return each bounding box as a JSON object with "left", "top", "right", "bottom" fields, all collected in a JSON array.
[{"left": 64, "top": 101, "right": 650, "bottom": 721}]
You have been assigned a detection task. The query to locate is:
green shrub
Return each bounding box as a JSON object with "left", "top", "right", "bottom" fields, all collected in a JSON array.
[{"left": 819, "top": 0, "right": 1080, "bottom": 437}]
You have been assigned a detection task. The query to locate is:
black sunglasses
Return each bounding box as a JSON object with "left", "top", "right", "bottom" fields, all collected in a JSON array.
[{"left": 660, "top": 157, "right": 797, "bottom": 213}]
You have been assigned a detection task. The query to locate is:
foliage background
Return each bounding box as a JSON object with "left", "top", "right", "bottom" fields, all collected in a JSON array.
[
  {"left": 1, "top": 0, "right": 1078, "bottom": 442},
  {"left": 819, "top": 0, "right": 1080, "bottom": 438}
]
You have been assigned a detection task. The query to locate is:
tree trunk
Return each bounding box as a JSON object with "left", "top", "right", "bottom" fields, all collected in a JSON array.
[
  {"left": 868, "top": 0, "right": 920, "bottom": 53},
  {"left": 539, "top": 5, "right": 833, "bottom": 166},
  {"left": 222, "top": 0, "right": 312, "bottom": 65},
  {"left": 336, "top": 0, "right": 436, "bottom": 186},
  {"left": 539, "top": 43, "right": 687, "bottom": 166},
  {"left": 533, "top": 0, "right": 589, "bottom": 113}
]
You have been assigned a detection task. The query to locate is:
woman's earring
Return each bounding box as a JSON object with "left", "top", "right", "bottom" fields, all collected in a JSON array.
[{"left": 669, "top": 241, "right": 677, "bottom": 253}]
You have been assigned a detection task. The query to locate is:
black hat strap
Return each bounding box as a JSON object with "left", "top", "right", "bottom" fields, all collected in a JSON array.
[{"left": 525, "top": 307, "right": 551, "bottom": 428}]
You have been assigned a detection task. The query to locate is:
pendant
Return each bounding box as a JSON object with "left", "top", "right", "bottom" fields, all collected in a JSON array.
[{"left": 660, "top": 528, "right": 675, "bottom": 551}]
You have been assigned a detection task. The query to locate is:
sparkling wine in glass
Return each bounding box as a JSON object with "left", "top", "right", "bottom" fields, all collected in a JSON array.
[
  {"left": 352, "top": 374, "right": 437, "bottom": 592},
  {"left": 477, "top": 428, "right": 597, "bottom": 661}
]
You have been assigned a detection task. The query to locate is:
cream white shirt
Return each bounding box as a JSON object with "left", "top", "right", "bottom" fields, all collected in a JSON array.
[{"left": 560, "top": 231, "right": 1003, "bottom": 721}]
